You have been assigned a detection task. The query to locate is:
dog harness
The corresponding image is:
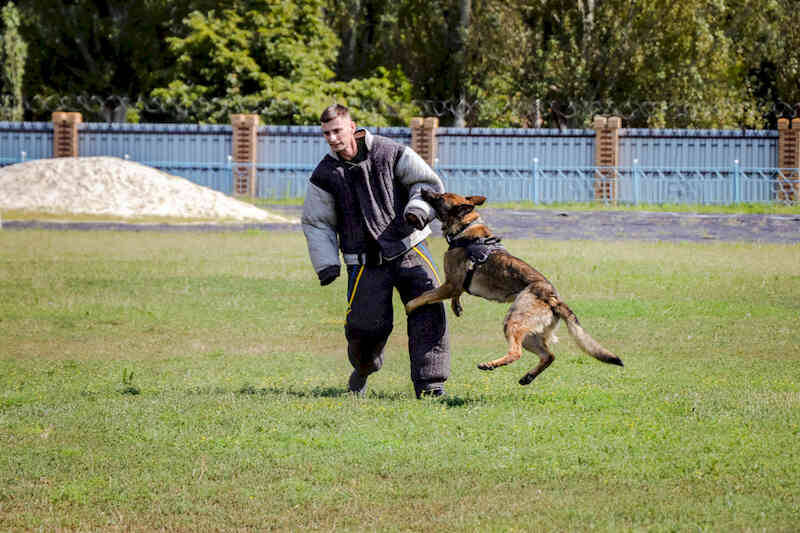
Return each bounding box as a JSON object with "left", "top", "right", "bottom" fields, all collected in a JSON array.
[{"left": 447, "top": 234, "right": 505, "bottom": 295}]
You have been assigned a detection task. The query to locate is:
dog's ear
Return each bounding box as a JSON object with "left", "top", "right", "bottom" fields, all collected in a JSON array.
[
  {"left": 466, "top": 195, "right": 486, "bottom": 206},
  {"left": 452, "top": 204, "right": 475, "bottom": 218}
]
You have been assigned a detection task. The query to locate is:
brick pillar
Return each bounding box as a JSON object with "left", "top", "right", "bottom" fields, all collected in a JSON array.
[
  {"left": 777, "top": 118, "right": 800, "bottom": 202},
  {"left": 594, "top": 115, "right": 621, "bottom": 202},
  {"left": 52, "top": 112, "right": 82, "bottom": 158},
  {"left": 231, "top": 114, "right": 259, "bottom": 196},
  {"left": 410, "top": 117, "right": 439, "bottom": 167}
]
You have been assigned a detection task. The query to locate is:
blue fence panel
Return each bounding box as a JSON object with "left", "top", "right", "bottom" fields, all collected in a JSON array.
[
  {"left": 259, "top": 126, "right": 325, "bottom": 166},
  {"left": 436, "top": 164, "right": 798, "bottom": 205},
  {"left": 373, "top": 126, "right": 412, "bottom": 146},
  {"left": 80, "top": 122, "right": 232, "bottom": 162},
  {"left": 436, "top": 164, "right": 600, "bottom": 203},
  {"left": 537, "top": 168, "right": 598, "bottom": 203},
  {"left": 0, "top": 121, "right": 53, "bottom": 164},
  {"left": 610, "top": 166, "right": 795, "bottom": 205},
  {"left": 79, "top": 123, "right": 233, "bottom": 188},
  {"left": 436, "top": 128, "right": 594, "bottom": 169},
  {"left": 132, "top": 160, "right": 233, "bottom": 195},
  {"left": 256, "top": 165, "right": 313, "bottom": 199},
  {"left": 619, "top": 129, "right": 778, "bottom": 168},
  {"left": 435, "top": 165, "right": 531, "bottom": 202},
  {"left": 0, "top": 121, "right": 795, "bottom": 205}
]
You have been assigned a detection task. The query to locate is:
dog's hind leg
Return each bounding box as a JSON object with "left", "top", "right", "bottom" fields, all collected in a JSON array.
[
  {"left": 477, "top": 294, "right": 553, "bottom": 373},
  {"left": 518, "top": 329, "right": 557, "bottom": 385},
  {"left": 477, "top": 321, "right": 526, "bottom": 371}
]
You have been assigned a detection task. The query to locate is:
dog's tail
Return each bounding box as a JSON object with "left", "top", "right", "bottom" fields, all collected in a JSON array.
[{"left": 552, "top": 300, "right": 623, "bottom": 367}]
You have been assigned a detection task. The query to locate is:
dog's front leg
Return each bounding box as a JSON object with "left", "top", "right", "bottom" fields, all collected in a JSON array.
[{"left": 405, "top": 282, "right": 460, "bottom": 315}]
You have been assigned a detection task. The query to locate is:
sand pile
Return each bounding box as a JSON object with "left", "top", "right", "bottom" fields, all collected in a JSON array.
[{"left": 0, "top": 156, "right": 297, "bottom": 223}]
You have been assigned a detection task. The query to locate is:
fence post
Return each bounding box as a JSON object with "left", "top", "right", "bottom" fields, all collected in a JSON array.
[
  {"left": 732, "top": 160, "right": 741, "bottom": 204},
  {"left": 633, "top": 158, "right": 640, "bottom": 205},
  {"left": 410, "top": 117, "right": 439, "bottom": 167},
  {"left": 594, "top": 115, "right": 620, "bottom": 203},
  {"left": 52, "top": 112, "right": 82, "bottom": 157},
  {"left": 231, "top": 114, "right": 259, "bottom": 197},
  {"left": 531, "top": 157, "right": 540, "bottom": 204},
  {"left": 777, "top": 118, "right": 800, "bottom": 203}
]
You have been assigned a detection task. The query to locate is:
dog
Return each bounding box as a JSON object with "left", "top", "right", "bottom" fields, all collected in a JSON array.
[{"left": 405, "top": 190, "right": 623, "bottom": 385}]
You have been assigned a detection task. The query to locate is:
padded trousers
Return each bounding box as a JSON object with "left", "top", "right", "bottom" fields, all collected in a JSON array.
[{"left": 345, "top": 242, "right": 450, "bottom": 395}]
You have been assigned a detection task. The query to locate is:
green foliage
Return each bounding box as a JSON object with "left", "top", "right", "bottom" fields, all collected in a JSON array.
[
  {"left": 491, "top": 0, "right": 766, "bottom": 128},
  {"left": 8, "top": 0, "right": 800, "bottom": 126},
  {"left": 15, "top": 0, "right": 211, "bottom": 122},
  {"left": 324, "top": 0, "right": 797, "bottom": 128},
  {"left": 151, "top": 1, "right": 418, "bottom": 125},
  {"left": 0, "top": 2, "right": 27, "bottom": 121}
]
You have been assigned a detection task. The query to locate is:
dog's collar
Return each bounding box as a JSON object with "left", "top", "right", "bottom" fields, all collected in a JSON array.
[{"left": 445, "top": 216, "right": 485, "bottom": 244}]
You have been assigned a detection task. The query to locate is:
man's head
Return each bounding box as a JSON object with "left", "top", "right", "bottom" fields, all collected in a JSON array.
[{"left": 320, "top": 104, "right": 357, "bottom": 159}]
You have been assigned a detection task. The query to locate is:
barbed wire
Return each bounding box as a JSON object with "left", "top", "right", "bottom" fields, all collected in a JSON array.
[{"left": 2, "top": 93, "right": 800, "bottom": 127}]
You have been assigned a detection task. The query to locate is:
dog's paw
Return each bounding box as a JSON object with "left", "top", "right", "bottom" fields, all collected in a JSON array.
[
  {"left": 451, "top": 301, "right": 462, "bottom": 317},
  {"left": 519, "top": 374, "right": 534, "bottom": 386},
  {"left": 477, "top": 362, "right": 494, "bottom": 371}
]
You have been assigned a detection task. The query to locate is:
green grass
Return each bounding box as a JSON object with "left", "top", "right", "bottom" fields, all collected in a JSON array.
[{"left": 1, "top": 229, "right": 799, "bottom": 531}]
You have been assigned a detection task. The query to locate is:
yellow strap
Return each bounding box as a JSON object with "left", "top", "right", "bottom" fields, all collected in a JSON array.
[
  {"left": 346, "top": 265, "right": 366, "bottom": 318},
  {"left": 413, "top": 246, "right": 441, "bottom": 285}
]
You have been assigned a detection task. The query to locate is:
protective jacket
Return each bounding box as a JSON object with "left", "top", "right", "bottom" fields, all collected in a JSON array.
[{"left": 302, "top": 129, "right": 444, "bottom": 275}]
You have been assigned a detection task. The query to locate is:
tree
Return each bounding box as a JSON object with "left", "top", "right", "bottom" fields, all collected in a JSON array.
[
  {"left": 324, "top": 0, "right": 519, "bottom": 127},
  {"left": 725, "top": 0, "right": 800, "bottom": 126},
  {"left": 0, "top": 1, "right": 27, "bottom": 121},
  {"left": 495, "top": 0, "right": 767, "bottom": 128},
  {"left": 151, "top": 0, "right": 417, "bottom": 125},
  {"left": 16, "top": 0, "right": 217, "bottom": 122}
]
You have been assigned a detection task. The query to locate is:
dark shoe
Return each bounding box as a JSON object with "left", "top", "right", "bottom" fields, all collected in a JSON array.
[
  {"left": 348, "top": 370, "right": 368, "bottom": 396},
  {"left": 417, "top": 388, "right": 446, "bottom": 399}
]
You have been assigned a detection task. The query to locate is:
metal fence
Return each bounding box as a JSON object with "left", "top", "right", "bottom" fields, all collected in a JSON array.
[
  {"left": 1, "top": 121, "right": 796, "bottom": 205},
  {"left": 436, "top": 163, "right": 799, "bottom": 205}
]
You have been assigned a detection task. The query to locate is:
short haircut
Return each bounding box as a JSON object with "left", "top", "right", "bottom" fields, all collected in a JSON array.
[{"left": 320, "top": 104, "right": 351, "bottom": 123}]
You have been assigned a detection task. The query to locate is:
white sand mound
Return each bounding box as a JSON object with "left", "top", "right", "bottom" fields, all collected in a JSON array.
[{"left": 0, "top": 156, "right": 297, "bottom": 223}]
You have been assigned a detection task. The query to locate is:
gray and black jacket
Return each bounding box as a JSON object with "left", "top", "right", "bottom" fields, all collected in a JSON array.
[{"left": 302, "top": 129, "right": 444, "bottom": 276}]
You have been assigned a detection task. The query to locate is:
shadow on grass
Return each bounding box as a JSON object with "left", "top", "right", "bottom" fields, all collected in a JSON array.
[{"left": 236, "top": 384, "right": 483, "bottom": 407}]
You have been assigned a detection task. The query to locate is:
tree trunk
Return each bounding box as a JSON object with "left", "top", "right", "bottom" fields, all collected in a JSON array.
[
  {"left": 450, "top": 0, "right": 471, "bottom": 127},
  {"left": 339, "top": 0, "right": 361, "bottom": 79}
]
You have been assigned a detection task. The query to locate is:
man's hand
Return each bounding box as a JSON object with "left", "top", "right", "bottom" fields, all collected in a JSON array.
[
  {"left": 405, "top": 212, "right": 425, "bottom": 230},
  {"left": 318, "top": 265, "right": 340, "bottom": 286}
]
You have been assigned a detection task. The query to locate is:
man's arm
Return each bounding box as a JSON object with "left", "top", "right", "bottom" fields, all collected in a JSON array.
[
  {"left": 395, "top": 147, "right": 445, "bottom": 230},
  {"left": 301, "top": 182, "right": 341, "bottom": 285}
]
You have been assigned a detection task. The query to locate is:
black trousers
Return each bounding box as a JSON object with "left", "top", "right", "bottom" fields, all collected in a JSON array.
[{"left": 345, "top": 243, "right": 450, "bottom": 394}]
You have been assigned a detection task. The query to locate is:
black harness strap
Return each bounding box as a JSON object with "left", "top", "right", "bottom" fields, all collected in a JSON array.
[{"left": 448, "top": 236, "right": 504, "bottom": 294}]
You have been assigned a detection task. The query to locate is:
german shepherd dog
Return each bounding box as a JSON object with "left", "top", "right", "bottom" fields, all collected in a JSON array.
[{"left": 405, "top": 190, "right": 623, "bottom": 385}]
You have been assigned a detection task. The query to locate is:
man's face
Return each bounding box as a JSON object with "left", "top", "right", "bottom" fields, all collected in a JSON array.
[{"left": 321, "top": 115, "right": 357, "bottom": 157}]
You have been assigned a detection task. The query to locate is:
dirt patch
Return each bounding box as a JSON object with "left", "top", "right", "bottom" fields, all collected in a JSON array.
[
  {"left": 478, "top": 208, "right": 800, "bottom": 244},
  {"left": 0, "top": 156, "right": 296, "bottom": 223},
  {"left": 3, "top": 201, "right": 798, "bottom": 243},
  {"left": 261, "top": 206, "right": 800, "bottom": 244}
]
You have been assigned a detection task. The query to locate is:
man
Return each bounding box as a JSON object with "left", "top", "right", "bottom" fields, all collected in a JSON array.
[{"left": 301, "top": 104, "right": 450, "bottom": 398}]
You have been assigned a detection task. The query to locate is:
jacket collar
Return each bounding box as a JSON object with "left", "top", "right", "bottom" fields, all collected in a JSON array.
[{"left": 328, "top": 128, "right": 372, "bottom": 160}]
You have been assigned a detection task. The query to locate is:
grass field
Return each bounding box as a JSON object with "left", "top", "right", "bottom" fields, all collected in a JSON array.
[{"left": 1, "top": 229, "right": 798, "bottom": 531}]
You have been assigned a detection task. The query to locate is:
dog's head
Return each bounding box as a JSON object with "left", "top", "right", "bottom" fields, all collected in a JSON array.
[{"left": 421, "top": 189, "right": 486, "bottom": 226}]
